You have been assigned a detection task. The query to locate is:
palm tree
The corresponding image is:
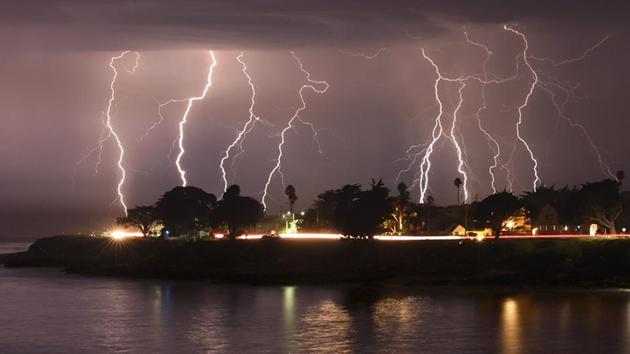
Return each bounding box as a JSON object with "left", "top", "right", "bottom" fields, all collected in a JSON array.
[
  {"left": 285, "top": 185, "right": 298, "bottom": 213},
  {"left": 454, "top": 177, "right": 462, "bottom": 205}
]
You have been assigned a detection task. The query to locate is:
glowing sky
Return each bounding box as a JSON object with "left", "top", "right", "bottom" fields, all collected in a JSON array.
[{"left": 1, "top": 1, "right": 629, "bottom": 237}]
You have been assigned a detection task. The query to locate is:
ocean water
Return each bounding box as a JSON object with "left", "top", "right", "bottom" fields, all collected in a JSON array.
[{"left": 0, "top": 242, "right": 629, "bottom": 353}]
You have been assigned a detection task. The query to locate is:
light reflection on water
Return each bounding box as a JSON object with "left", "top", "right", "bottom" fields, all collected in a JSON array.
[{"left": 0, "top": 267, "right": 629, "bottom": 353}]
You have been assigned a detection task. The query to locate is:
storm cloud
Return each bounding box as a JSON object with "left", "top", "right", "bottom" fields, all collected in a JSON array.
[{"left": 2, "top": 0, "right": 629, "bottom": 50}]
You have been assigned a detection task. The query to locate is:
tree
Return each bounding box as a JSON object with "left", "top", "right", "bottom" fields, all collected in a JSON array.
[
  {"left": 389, "top": 182, "right": 411, "bottom": 234},
  {"left": 418, "top": 195, "right": 437, "bottom": 234},
  {"left": 474, "top": 191, "right": 521, "bottom": 238},
  {"left": 332, "top": 180, "right": 392, "bottom": 239},
  {"left": 212, "top": 184, "right": 264, "bottom": 238},
  {"left": 617, "top": 170, "right": 625, "bottom": 188},
  {"left": 454, "top": 177, "right": 463, "bottom": 205},
  {"left": 285, "top": 185, "right": 298, "bottom": 213},
  {"left": 155, "top": 186, "right": 216, "bottom": 237},
  {"left": 521, "top": 185, "right": 581, "bottom": 225},
  {"left": 116, "top": 205, "right": 158, "bottom": 237},
  {"left": 578, "top": 179, "right": 623, "bottom": 234},
  {"left": 303, "top": 189, "right": 340, "bottom": 230}
]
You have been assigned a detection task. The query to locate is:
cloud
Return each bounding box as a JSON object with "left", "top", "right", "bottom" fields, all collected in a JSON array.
[{"left": 2, "top": 1, "right": 628, "bottom": 49}]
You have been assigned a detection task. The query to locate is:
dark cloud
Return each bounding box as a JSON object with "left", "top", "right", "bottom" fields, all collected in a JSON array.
[{"left": 2, "top": 0, "right": 629, "bottom": 49}]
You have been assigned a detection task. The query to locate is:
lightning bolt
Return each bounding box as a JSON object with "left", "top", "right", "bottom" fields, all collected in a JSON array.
[
  {"left": 404, "top": 25, "right": 579, "bottom": 200},
  {"left": 416, "top": 49, "right": 446, "bottom": 204},
  {"left": 530, "top": 35, "right": 610, "bottom": 67},
  {"left": 219, "top": 52, "right": 262, "bottom": 193},
  {"left": 464, "top": 30, "right": 512, "bottom": 194},
  {"left": 538, "top": 82, "right": 615, "bottom": 178},
  {"left": 175, "top": 50, "right": 218, "bottom": 186},
  {"left": 338, "top": 47, "right": 388, "bottom": 60},
  {"left": 143, "top": 51, "right": 217, "bottom": 187},
  {"left": 261, "top": 51, "right": 329, "bottom": 210},
  {"left": 504, "top": 25, "right": 541, "bottom": 190},
  {"left": 415, "top": 49, "right": 475, "bottom": 204},
  {"left": 449, "top": 80, "right": 469, "bottom": 202},
  {"left": 104, "top": 50, "right": 140, "bottom": 215}
]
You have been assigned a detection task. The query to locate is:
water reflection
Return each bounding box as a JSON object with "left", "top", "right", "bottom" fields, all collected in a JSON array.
[
  {"left": 294, "top": 300, "right": 353, "bottom": 353},
  {"left": 501, "top": 298, "right": 521, "bottom": 354},
  {"left": 1, "top": 267, "right": 630, "bottom": 353},
  {"left": 283, "top": 286, "right": 296, "bottom": 352},
  {"left": 373, "top": 296, "right": 425, "bottom": 348}
]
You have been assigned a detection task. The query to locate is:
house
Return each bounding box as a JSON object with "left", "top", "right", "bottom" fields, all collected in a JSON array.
[
  {"left": 531, "top": 203, "right": 595, "bottom": 235},
  {"left": 450, "top": 224, "right": 492, "bottom": 237}
]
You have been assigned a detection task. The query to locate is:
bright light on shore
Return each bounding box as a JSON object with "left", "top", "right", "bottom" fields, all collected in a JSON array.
[{"left": 107, "top": 230, "right": 143, "bottom": 239}]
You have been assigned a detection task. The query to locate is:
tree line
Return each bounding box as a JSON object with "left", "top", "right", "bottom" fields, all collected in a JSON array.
[
  {"left": 117, "top": 184, "right": 264, "bottom": 238},
  {"left": 118, "top": 174, "right": 627, "bottom": 239},
  {"left": 302, "top": 177, "right": 628, "bottom": 238}
]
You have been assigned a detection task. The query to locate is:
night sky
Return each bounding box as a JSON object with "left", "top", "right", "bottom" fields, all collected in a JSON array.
[{"left": 1, "top": 1, "right": 629, "bottom": 238}]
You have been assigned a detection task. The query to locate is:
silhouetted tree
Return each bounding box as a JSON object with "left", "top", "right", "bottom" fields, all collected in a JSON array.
[
  {"left": 389, "top": 182, "right": 411, "bottom": 234},
  {"left": 522, "top": 185, "right": 581, "bottom": 225},
  {"left": 303, "top": 189, "right": 339, "bottom": 230},
  {"left": 212, "top": 184, "right": 264, "bottom": 238},
  {"left": 116, "top": 205, "right": 158, "bottom": 237},
  {"left": 332, "top": 180, "right": 392, "bottom": 239},
  {"left": 454, "top": 177, "right": 462, "bottom": 205},
  {"left": 578, "top": 179, "right": 623, "bottom": 234},
  {"left": 419, "top": 195, "right": 438, "bottom": 233},
  {"left": 285, "top": 185, "right": 298, "bottom": 213},
  {"left": 475, "top": 191, "right": 521, "bottom": 238},
  {"left": 155, "top": 186, "right": 216, "bottom": 237},
  {"left": 617, "top": 170, "right": 625, "bottom": 188}
]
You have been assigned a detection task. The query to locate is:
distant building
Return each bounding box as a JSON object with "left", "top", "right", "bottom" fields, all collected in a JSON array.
[
  {"left": 450, "top": 224, "right": 492, "bottom": 237},
  {"left": 530, "top": 203, "right": 595, "bottom": 235}
]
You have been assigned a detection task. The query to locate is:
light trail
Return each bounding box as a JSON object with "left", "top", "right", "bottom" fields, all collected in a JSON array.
[
  {"left": 504, "top": 25, "right": 541, "bottom": 191},
  {"left": 261, "top": 51, "right": 329, "bottom": 210},
  {"left": 230, "top": 232, "right": 630, "bottom": 241},
  {"left": 218, "top": 52, "right": 262, "bottom": 193}
]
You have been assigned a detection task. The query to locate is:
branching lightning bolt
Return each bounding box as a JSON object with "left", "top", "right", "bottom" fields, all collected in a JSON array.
[
  {"left": 449, "top": 80, "right": 470, "bottom": 202},
  {"left": 219, "top": 52, "right": 262, "bottom": 193},
  {"left": 464, "top": 30, "right": 512, "bottom": 194},
  {"left": 104, "top": 50, "right": 140, "bottom": 215},
  {"left": 261, "top": 51, "right": 329, "bottom": 210},
  {"left": 416, "top": 49, "right": 446, "bottom": 204},
  {"left": 530, "top": 35, "right": 610, "bottom": 67},
  {"left": 152, "top": 51, "right": 218, "bottom": 187},
  {"left": 504, "top": 25, "right": 541, "bottom": 190},
  {"left": 338, "top": 47, "right": 388, "bottom": 60},
  {"left": 538, "top": 82, "right": 615, "bottom": 178}
]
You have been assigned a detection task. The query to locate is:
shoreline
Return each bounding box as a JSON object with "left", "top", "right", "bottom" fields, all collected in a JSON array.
[{"left": 2, "top": 235, "right": 630, "bottom": 288}]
